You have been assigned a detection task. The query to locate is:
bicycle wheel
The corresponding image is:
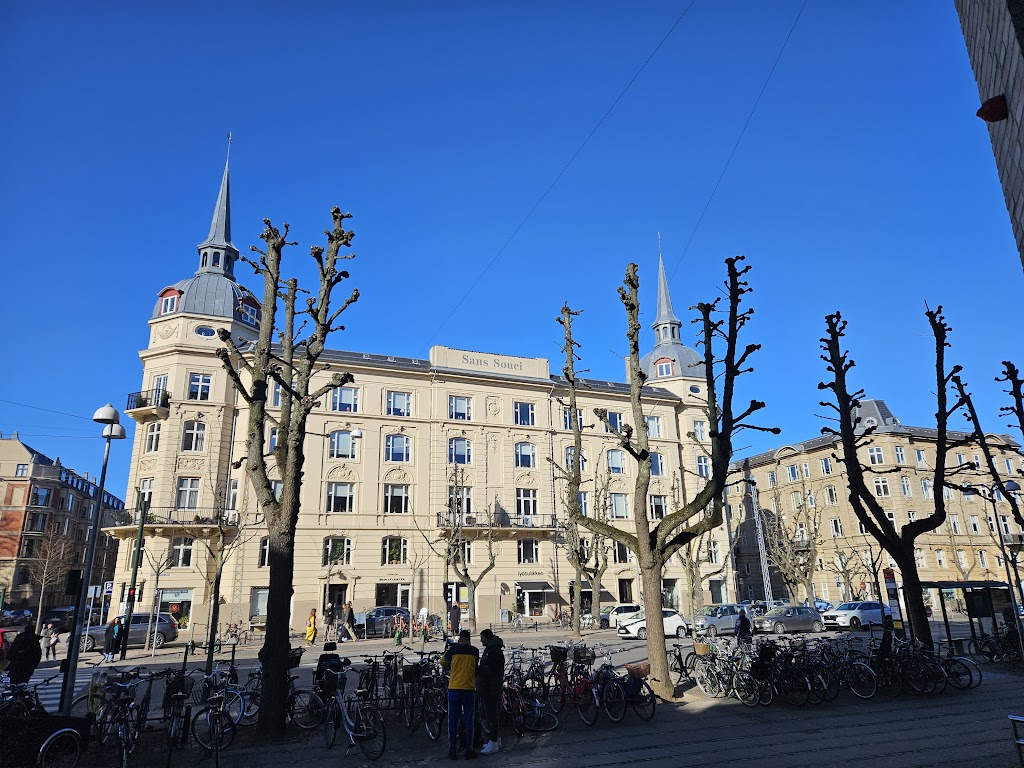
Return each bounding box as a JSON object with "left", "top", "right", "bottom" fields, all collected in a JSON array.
[
  {"left": 70, "top": 691, "right": 107, "bottom": 736},
  {"left": 288, "top": 689, "right": 325, "bottom": 729},
  {"left": 190, "top": 708, "right": 235, "bottom": 751},
  {"left": 876, "top": 662, "right": 903, "bottom": 698},
  {"left": 576, "top": 683, "right": 599, "bottom": 726},
  {"left": 779, "top": 669, "right": 810, "bottom": 706},
  {"left": 355, "top": 704, "right": 387, "bottom": 761},
  {"left": 820, "top": 668, "right": 840, "bottom": 703},
  {"left": 547, "top": 673, "right": 567, "bottom": 714},
  {"left": 522, "top": 672, "right": 548, "bottom": 710},
  {"left": 845, "top": 662, "right": 878, "bottom": 700},
  {"left": 38, "top": 729, "right": 81, "bottom": 768},
  {"left": 601, "top": 678, "right": 627, "bottom": 723},
  {"left": 0, "top": 699, "right": 30, "bottom": 718},
  {"left": 942, "top": 658, "right": 972, "bottom": 690},
  {"left": 695, "top": 663, "right": 721, "bottom": 698},
  {"left": 424, "top": 689, "right": 445, "bottom": 742},
  {"left": 755, "top": 677, "right": 774, "bottom": 706},
  {"left": 630, "top": 680, "right": 656, "bottom": 721},
  {"left": 967, "top": 638, "right": 995, "bottom": 664},
  {"left": 223, "top": 688, "right": 245, "bottom": 725},
  {"left": 239, "top": 688, "right": 261, "bottom": 726},
  {"left": 732, "top": 671, "right": 760, "bottom": 708},
  {"left": 806, "top": 672, "right": 827, "bottom": 705},
  {"left": 123, "top": 705, "right": 141, "bottom": 756},
  {"left": 523, "top": 699, "right": 560, "bottom": 732},
  {"left": 324, "top": 698, "right": 339, "bottom": 749},
  {"left": 956, "top": 656, "right": 983, "bottom": 688}
]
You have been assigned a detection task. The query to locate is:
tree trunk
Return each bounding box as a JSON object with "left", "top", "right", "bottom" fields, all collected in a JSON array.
[
  {"left": 465, "top": 581, "right": 477, "bottom": 632},
  {"left": 35, "top": 585, "right": 47, "bottom": 635},
  {"left": 899, "top": 563, "right": 933, "bottom": 647},
  {"left": 640, "top": 561, "right": 674, "bottom": 699},
  {"left": 205, "top": 556, "right": 223, "bottom": 673},
  {"left": 572, "top": 563, "right": 583, "bottom": 638},
  {"left": 257, "top": 524, "right": 296, "bottom": 734}
]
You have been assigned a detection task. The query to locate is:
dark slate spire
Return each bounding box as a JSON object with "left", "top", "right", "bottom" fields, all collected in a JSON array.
[
  {"left": 196, "top": 138, "right": 238, "bottom": 278},
  {"left": 651, "top": 255, "right": 681, "bottom": 341}
]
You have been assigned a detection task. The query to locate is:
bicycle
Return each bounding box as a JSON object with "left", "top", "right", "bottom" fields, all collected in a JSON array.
[
  {"left": 190, "top": 692, "right": 236, "bottom": 755},
  {"left": 321, "top": 664, "right": 387, "bottom": 760}
]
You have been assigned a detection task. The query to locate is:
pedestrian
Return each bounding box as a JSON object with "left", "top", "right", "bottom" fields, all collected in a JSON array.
[
  {"left": 7, "top": 624, "right": 42, "bottom": 684},
  {"left": 41, "top": 623, "right": 54, "bottom": 659},
  {"left": 477, "top": 628, "right": 505, "bottom": 755},
  {"left": 103, "top": 617, "right": 123, "bottom": 663},
  {"left": 306, "top": 608, "right": 318, "bottom": 646},
  {"left": 448, "top": 602, "right": 461, "bottom": 636},
  {"left": 44, "top": 623, "right": 60, "bottom": 661},
  {"left": 440, "top": 629, "right": 479, "bottom": 760},
  {"left": 734, "top": 608, "right": 752, "bottom": 644},
  {"left": 324, "top": 602, "right": 335, "bottom": 641},
  {"left": 343, "top": 602, "right": 358, "bottom": 642}
]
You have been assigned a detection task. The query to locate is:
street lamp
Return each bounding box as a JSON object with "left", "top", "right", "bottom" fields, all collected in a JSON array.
[{"left": 60, "top": 405, "right": 126, "bottom": 714}]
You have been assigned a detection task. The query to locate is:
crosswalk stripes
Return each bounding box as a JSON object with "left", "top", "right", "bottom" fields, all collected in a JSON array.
[{"left": 26, "top": 664, "right": 89, "bottom": 713}]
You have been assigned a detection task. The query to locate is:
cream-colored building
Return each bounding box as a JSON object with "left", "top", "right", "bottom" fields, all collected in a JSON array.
[
  {"left": 105, "top": 159, "right": 735, "bottom": 637},
  {"left": 731, "top": 399, "right": 1024, "bottom": 610}
]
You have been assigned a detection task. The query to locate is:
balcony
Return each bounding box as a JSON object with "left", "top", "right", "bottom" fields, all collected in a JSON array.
[
  {"left": 1002, "top": 533, "right": 1024, "bottom": 549},
  {"left": 435, "top": 510, "right": 556, "bottom": 534},
  {"left": 104, "top": 506, "right": 239, "bottom": 538},
  {"left": 125, "top": 389, "right": 171, "bottom": 422}
]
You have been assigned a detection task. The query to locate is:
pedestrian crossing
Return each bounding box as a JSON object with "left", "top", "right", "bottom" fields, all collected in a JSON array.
[{"left": 26, "top": 662, "right": 91, "bottom": 713}]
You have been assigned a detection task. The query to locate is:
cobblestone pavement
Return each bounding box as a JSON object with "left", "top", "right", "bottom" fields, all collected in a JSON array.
[{"left": 71, "top": 626, "right": 1023, "bottom": 768}]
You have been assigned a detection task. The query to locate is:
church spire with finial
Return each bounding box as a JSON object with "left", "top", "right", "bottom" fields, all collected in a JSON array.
[
  {"left": 652, "top": 234, "right": 681, "bottom": 342},
  {"left": 196, "top": 133, "right": 238, "bottom": 278}
]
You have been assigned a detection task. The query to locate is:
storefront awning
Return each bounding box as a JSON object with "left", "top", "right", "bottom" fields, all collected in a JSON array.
[{"left": 517, "top": 581, "right": 552, "bottom": 591}]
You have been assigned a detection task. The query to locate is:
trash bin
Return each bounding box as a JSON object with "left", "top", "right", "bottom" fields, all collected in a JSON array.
[{"left": 500, "top": 609, "right": 510, "bottom": 623}]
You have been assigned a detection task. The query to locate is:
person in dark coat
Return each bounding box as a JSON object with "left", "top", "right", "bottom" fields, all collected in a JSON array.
[
  {"left": 7, "top": 624, "right": 42, "bottom": 684},
  {"left": 477, "top": 628, "right": 505, "bottom": 754},
  {"left": 734, "top": 608, "right": 753, "bottom": 643},
  {"left": 448, "top": 602, "right": 461, "bottom": 636},
  {"left": 103, "top": 617, "right": 123, "bottom": 662}
]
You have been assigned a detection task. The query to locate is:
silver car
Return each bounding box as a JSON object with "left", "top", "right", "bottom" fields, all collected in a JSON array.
[
  {"left": 693, "top": 604, "right": 751, "bottom": 638},
  {"left": 754, "top": 606, "right": 824, "bottom": 634},
  {"left": 81, "top": 612, "right": 179, "bottom": 651}
]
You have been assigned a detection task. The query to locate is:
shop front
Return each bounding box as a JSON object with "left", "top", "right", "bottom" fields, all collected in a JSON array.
[
  {"left": 158, "top": 588, "right": 194, "bottom": 631},
  {"left": 516, "top": 580, "right": 551, "bottom": 617}
]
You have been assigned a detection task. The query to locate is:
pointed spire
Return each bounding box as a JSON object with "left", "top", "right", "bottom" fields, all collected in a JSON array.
[
  {"left": 196, "top": 135, "right": 239, "bottom": 278},
  {"left": 653, "top": 254, "right": 681, "bottom": 328}
]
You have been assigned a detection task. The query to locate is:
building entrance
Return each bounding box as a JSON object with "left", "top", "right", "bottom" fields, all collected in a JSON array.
[
  {"left": 325, "top": 583, "right": 348, "bottom": 611},
  {"left": 375, "top": 583, "right": 411, "bottom": 608}
]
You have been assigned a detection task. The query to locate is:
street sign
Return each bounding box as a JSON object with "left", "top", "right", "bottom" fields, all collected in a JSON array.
[
  {"left": 882, "top": 567, "right": 906, "bottom": 638},
  {"left": 103, "top": 581, "right": 114, "bottom": 596},
  {"left": 87, "top": 586, "right": 101, "bottom": 599}
]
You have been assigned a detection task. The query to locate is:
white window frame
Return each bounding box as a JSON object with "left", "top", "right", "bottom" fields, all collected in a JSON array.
[
  {"left": 820, "top": 458, "right": 833, "bottom": 475},
  {"left": 649, "top": 495, "right": 667, "bottom": 520},
  {"left": 868, "top": 447, "right": 884, "bottom": 465},
  {"left": 382, "top": 537, "right": 408, "bottom": 565},
  {"left": 565, "top": 446, "right": 587, "bottom": 472},
  {"left": 514, "top": 402, "right": 535, "bottom": 426},
  {"left": 517, "top": 538, "right": 539, "bottom": 565},
  {"left": 326, "top": 482, "right": 354, "bottom": 514},
  {"left": 696, "top": 456, "right": 710, "bottom": 479},
  {"left": 644, "top": 416, "right": 661, "bottom": 438},
  {"left": 170, "top": 537, "right": 194, "bottom": 568},
  {"left": 650, "top": 452, "right": 664, "bottom": 476},
  {"left": 175, "top": 477, "right": 200, "bottom": 509},
  {"left": 515, "top": 442, "right": 536, "bottom": 468},
  {"left": 515, "top": 488, "right": 538, "bottom": 522},
  {"left": 188, "top": 373, "right": 212, "bottom": 401},
  {"left": 387, "top": 391, "right": 412, "bottom": 417},
  {"left": 181, "top": 420, "right": 206, "bottom": 452},
  {"left": 328, "top": 430, "right": 357, "bottom": 460},
  {"left": 385, "top": 434, "right": 412, "bottom": 462},
  {"left": 894, "top": 446, "right": 905, "bottom": 464},
  {"left": 874, "top": 477, "right": 891, "bottom": 498},
  {"left": 449, "top": 437, "right": 472, "bottom": 465},
  {"left": 610, "top": 493, "right": 629, "bottom": 519},
  {"left": 383, "top": 484, "right": 410, "bottom": 514},
  {"left": 144, "top": 422, "right": 161, "bottom": 453},
  {"left": 606, "top": 449, "right": 626, "bottom": 475},
  {"left": 331, "top": 386, "right": 359, "bottom": 413},
  {"left": 693, "top": 421, "right": 706, "bottom": 441},
  {"left": 449, "top": 395, "right": 472, "bottom": 421}
]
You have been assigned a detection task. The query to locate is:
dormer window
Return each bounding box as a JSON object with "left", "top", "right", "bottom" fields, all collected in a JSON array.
[
  {"left": 159, "top": 289, "right": 182, "bottom": 315},
  {"left": 239, "top": 303, "right": 260, "bottom": 327},
  {"left": 656, "top": 359, "right": 674, "bottom": 377}
]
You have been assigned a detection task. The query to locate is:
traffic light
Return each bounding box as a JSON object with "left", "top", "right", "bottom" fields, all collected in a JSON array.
[{"left": 127, "top": 587, "right": 136, "bottom": 604}]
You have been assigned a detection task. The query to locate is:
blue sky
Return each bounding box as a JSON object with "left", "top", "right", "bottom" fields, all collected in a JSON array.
[{"left": 1, "top": 2, "right": 1021, "bottom": 500}]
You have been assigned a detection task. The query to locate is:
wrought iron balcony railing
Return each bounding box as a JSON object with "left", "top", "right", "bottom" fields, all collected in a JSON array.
[
  {"left": 125, "top": 389, "right": 171, "bottom": 412},
  {"left": 109, "top": 507, "right": 239, "bottom": 527},
  {"left": 435, "top": 511, "right": 556, "bottom": 530}
]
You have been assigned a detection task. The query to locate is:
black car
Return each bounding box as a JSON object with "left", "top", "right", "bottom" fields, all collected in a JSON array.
[
  {"left": 354, "top": 606, "right": 411, "bottom": 638},
  {"left": 41, "top": 607, "right": 77, "bottom": 633},
  {"left": 1, "top": 609, "right": 32, "bottom": 627}
]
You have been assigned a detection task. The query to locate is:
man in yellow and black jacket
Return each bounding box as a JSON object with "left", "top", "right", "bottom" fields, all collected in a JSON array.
[{"left": 440, "top": 629, "right": 479, "bottom": 759}]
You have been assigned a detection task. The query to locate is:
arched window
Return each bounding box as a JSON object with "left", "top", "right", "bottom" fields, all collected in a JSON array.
[
  {"left": 329, "top": 430, "right": 356, "bottom": 460},
  {"left": 514, "top": 442, "right": 536, "bottom": 468},
  {"left": 565, "top": 446, "right": 587, "bottom": 472},
  {"left": 448, "top": 437, "right": 471, "bottom": 465},
  {"left": 650, "top": 452, "right": 664, "bottom": 476},
  {"left": 385, "top": 434, "right": 411, "bottom": 462},
  {"left": 181, "top": 421, "right": 206, "bottom": 452}
]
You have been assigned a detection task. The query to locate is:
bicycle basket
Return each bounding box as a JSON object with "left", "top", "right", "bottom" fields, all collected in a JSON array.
[
  {"left": 572, "top": 646, "right": 596, "bottom": 666},
  {"left": 549, "top": 646, "right": 567, "bottom": 664},
  {"left": 162, "top": 675, "right": 197, "bottom": 710},
  {"left": 288, "top": 647, "right": 304, "bottom": 669},
  {"left": 693, "top": 641, "right": 712, "bottom": 656},
  {"left": 625, "top": 662, "right": 650, "bottom": 680},
  {"left": 403, "top": 663, "right": 424, "bottom": 685}
]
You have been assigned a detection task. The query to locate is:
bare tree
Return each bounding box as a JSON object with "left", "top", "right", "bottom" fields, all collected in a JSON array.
[
  {"left": 580, "top": 471, "right": 612, "bottom": 620},
  {"left": 559, "top": 259, "right": 775, "bottom": 699},
  {"left": 763, "top": 484, "right": 823, "bottom": 604},
  {"left": 26, "top": 522, "right": 72, "bottom": 633},
  {"left": 821, "top": 542, "right": 872, "bottom": 602},
  {"left": 215, "top": 208, "right": 359, "bottom": 732},
  {"left": 142, "top": 542, "right": 174, "bottom": 651},
  {"left": 676, "top": 527, "right": 726, "bottom": 620},
  {"left": 819, "top": 307, "right": 973, "bottom": 647}
]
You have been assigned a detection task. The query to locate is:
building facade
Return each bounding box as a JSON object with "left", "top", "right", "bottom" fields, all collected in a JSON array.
[
  {"left": 104, "top": 159, "right": 735, "bottom": 638},
  {"left": 731, "top": 399, "right": 1024, "bottom": 610},
  {"left": 0, "top": 435, "right": 124, "bottom": 618}
]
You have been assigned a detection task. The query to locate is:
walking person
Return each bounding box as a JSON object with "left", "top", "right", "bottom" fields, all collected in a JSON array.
[
  {"left": 324, "top": 602, "right": 335, "bottom": 642},
  {"left": 41, "top": 623, "right": 54, "bottom": 660},
  {"left": 7, "top": 624, "right": 42, "bottom": 684},
  {"left": 44, "top": 623, "right": 60, "bottom": 661},
  {"left": 477, "top": 628, "right": 505, "bottom": 755},
  {"left": 734, "top": 608, "right": 753, "bottom": 644},
  {"left": 305, "top": 608, "right": 318, "bottom": 646},
  {"left": 343, "top": 602, "right": 358, "bottom": 642},
  {"left": 448, "top": 602, "right": 461, "bottom": 637},
  {"left": 441, "top": 629, "right": 479, "bottom": 760},
  {"left": 103, "top": 617, "right": 123, "bottom": 663}
]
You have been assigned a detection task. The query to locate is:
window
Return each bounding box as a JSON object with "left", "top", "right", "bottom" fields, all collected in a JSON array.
[
  {"left": 449, "top": 396, "right": 471, "bottom": 421},
  {"left": 895, "top": 446, "right": 905, "bottom": 465},
  {"left": 950, "top": 515, "right": 961, "bottom": 534},
  {"left": 791, "top": 491, "right": 803, "bottom": 511},
  {"left": 563, "top": 408, "right": 584, "bottom": 430},
  {"left": 868, "top": 447, "right": 884, "bottom": 465},
  {"left": 387, "top": 391, "right": 411, "bottom": 417},
  {"left": 796, "top": 521, "right": 807, "bottom": 541},
  {"left": 618, "top": 579, "right": 634, "bottom": 603},
  {"left": 935, "top": 549, "right": 946, "bottom": 568},
  {"left": 385, "top": 434, "right": 411, "bottom": 462},
  {"left": 607, "top": 450, "right": 625, "bottom": 475},
  {"left": 145, "top": 423, "right": 161, "bottom": 453},
  {"left": 988, "top": 515, "right": 996, "bottom": 533},
  {"left": 15, "top": 463, "right": 28, "bottom": 477},
  {"left": 649, "top": 495, "right": 667, "bottom": 520},
  {"left": 907, "top": 510, "right": 916, "bottom": 522},
  {"left": 160, "top": 294, "right": 178, "bottom": 314},
  {"left": 824, "top": 485, "right": 838, "bottom": 506},
  {"left": 271, "top": 480, "right": 283, "bottom": 501},
  {"left": 268, "top": 428, "right": 278, "bottom": 451},
  {"left": 1006, "top": 458, "right": 1015, "bottom": 475},
  {"left": 460, "top": 540, "right": 472, "bottom": 565},
  {"left": 328, "top": 430, "right": 357, "bottom": 460},
  {"left": 515, "top": 442, "right": 536, "bottom": 468},
  {"left": 696, "top": 456, "right": 710, "bottom": 479},
  {"left": 644, "top": 416, "right": 661, "bottom": 437},
  {"left": 331, "top": 387, "right": 359, "bottom": 413},
  {"left": 605, "top": 412, "right": 623, "bottom": 433},
  {"left": 27, "top": 512, "right": 48, "bottom": 532},
  {"left": 613, "top": 542, "right": 631, "bottom": 564},
  {"left": 873, "top": 478, "right": 890, "bottom": 498},
  {"left": 258, "top": 537, "right": 270, "bottom": 567},
  {"left": 516, "top": 488, "right": 538, "bottom": 522},
  {"left": 139, "top": 478, "right": 154, "bottom": 508},
  {"left": 707, "top": 540, "right": 720, "bottom": 565},
  {"left": 227, "top": 479, "right": 238, "bottom": 510},
  {"left": 448, "top": 486, "right": 472, "bottom": 519},
  {"left": 956, "top": 453, "right": 965, "bottom": 466},
  {"left": 921, "top": 479, "right": 933, "bottom": 499},
  {"left": 323, "top": 537, "right": 352, "bottom": 567},
  {"left": 656, "top": 361, "right": 673, "bottom": 377},
  {"left": 978, "top": 550, "right": 989, "bottom": 569},
  {"left": 900, "top": 476, "right": 912, "bottom": 497},
  {"left": 272, "top": 381, "right": 282, "bottom": 407},
  {"left": 170, "top": 537, "right": 194, "bottom": 568},
  {"left": 449, "top": 437, "right": 472, "bottom": 465},
  {"left": 578, "top": 491, "right": 589, "bottom": 517},
  {"left": 176, "top": 478, "right": 200, "bottom": 509},
  {"left": 514, "top": 402, "right": 535, "bottom": 426},
  {"left": 956, "top": 550, "right": 967, "bottom": 568},
  {"left": 382, "top": 537, "right": 408, "bottom": 565},
  {"left": 610, "top": 493, "right": 629, "bottom": 519},
  {"left": 518, "top": 538, "right": 540, "bottom": 564},
  {"left": 239, "top": 303, "right": 260, "bottom": 326},
  {"left": 181, "top": 420, "right": 207, "bottom": 452},
  {"left": 820, "top": 458, "right": 833, "bottom": 475},
  {"left": 693, "top": 421, "right": 706, "bottom": 441},
  {"left": 565, "top": 446, "right": 586, "bottom": 472},
  {"left": 787, "top": 465, "right": 798, "bottom": 481},
  {"left": 383, "top": 484, "right": 410, "bottom": 514},
  {"left": 767, "top": 471, "right": 777, "bottom": 489},
  {"left": 1002, "top": 515, "right": 1012, "bottom": 535},
  {"left": 650, "top": 452, "right": 664, "bottom": 476},
  {"left": 188, "top": 373, "right": 212, "bottom": 401},
  {"left": 915, "top": 449, "right": 927, "bottom": 468},
  {"left": 802, "top": 463, "right": 811, "bottom": 478},
  {"left": 29, "top": 487, "right": 52, "bottom": 507},
  {"left": 970, "top": 515, "right": 980, "bottom": 534},
  {"left": 325, "top": 482, "right": 354, "bottom": 513},
  {"left": 830, "top": 519, "right": 843, "bottom": 537},
  {"left": 807, "top": 491, "right": 816, "bottom": 508}
]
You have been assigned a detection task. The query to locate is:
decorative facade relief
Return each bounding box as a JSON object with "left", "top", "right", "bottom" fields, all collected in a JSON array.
[
  {"left": 156, "top": 322, "right": 179, "bottom": 340},
  {"left": 327, "top": 464, "right": 356, "bottom": 481},
  {"left": 177, "top": 456, "right": 205, "bottom": 471},
  {"left": 384, "top": 467, "right": 411, "bottom": 484},
  {"left": 486, "top": 397, "right": 501, "bottom": 420}
]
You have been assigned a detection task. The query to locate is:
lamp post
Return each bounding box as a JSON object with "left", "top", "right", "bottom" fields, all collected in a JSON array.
[{"left": 60, "top": 405, "right": 126, "bottom": 714}]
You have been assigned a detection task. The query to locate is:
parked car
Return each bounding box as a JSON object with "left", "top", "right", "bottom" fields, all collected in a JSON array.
[
  {"left": 0, "top": 626, "right": 22, "bottom": 656},
  {"left": 354, "top": 606, "right": 411, "bottom": 638},
  {"left": 693, "top": 604, "right": 752, "bottom": 637},
  {"left": 599, "top": 603, "right": 642, "bottom": 630},
  {"left": 1, "top": 609, "right": 32, "bottom": 627},
  {"left": 81, "top": 612, "right": 179, "bottom": 651},
  {"left": 617, "top": 609, "right": 688, "bottom": 640},
  {"left": 754, "top": 606, "right": 824, "bottom": 634},
  {"left": 41, "top": 607, "right": 77, "bottom": 633},
  {"left": 822, "top": 601, "right": 891, "bottom": 630}
]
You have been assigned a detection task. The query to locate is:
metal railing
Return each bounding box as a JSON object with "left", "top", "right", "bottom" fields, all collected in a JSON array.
[
  {"left": 109, "top": 507, "right": 239, "bottom": 527},
  {"left": 125, "top": 388, "right": 171, "bottom": 410},
  {"left": 435, "top": 511, "right": 556, "bottom": 530}
]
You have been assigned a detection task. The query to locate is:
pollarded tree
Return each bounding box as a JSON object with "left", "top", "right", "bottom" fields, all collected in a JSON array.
[
  {"left": 819, "top": 307, "right": 974, "bottom": 647},
  {"left": 560, "top": 258, "right": 775, "bottom": 699},
  {"left": 763, "top": 483, "right": 823, "bottom": 604},
  {"left": 26, "top": 522, "right": 72, "bottom": 634},
  {"left": 215, "top": 208, "right": 359, "bottom": 734}
]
